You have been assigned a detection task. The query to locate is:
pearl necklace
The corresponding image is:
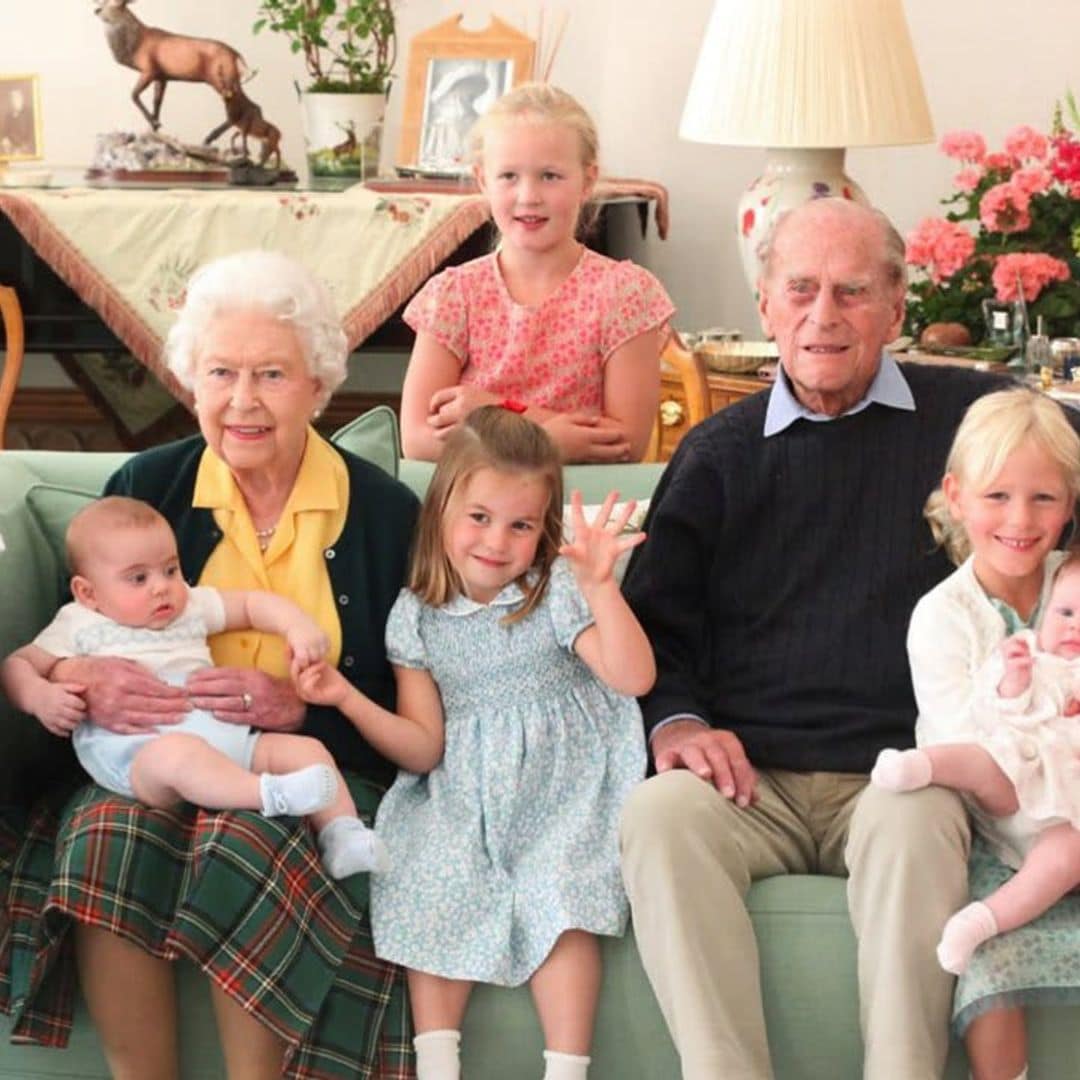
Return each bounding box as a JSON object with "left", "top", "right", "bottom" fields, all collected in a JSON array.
[{"left": 254, "top": 524, "right": 276, "bottom": 552}]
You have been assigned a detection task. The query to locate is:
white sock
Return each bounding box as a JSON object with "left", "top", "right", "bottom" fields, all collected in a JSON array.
[
  {"left": 317, "top": 816, "right": 389, "bottom": 877},
  {"left": 414, "top": 1029, "right": 460, "bottom": 1080},
  {"left": 259, "top": 765, "right": 336, "bottom": 817},
  {"left": 542, "top": 1049, "right": 591, "bottom": 1080},
  {"left": 870, "top": 748, "right": 933, "bottom": 792},
  {"left": 937, "top": 900, "right": 999, "bottom": 974}
]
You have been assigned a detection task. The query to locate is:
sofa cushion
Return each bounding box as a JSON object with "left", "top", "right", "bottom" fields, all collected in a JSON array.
[
  {"left": 24, "top": 482, "right": 99, "bottom": 576},
  {"left": 0, "top": 483, "right": 87, "bottom": 806},
  {"left": 330, "top": 405, "right": 400, "bottom": 479}
]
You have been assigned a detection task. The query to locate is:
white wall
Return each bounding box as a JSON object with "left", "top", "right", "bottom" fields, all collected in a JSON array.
[{"left": 3, "top": 0, "right": 1080, "bottom": 345}]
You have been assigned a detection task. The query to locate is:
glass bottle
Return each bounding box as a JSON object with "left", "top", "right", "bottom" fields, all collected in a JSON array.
[{"left": 1025, "top": 315, "right": 1052, "bottom": 375}]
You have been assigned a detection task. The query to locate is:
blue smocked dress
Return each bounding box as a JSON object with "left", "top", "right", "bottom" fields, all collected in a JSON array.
[{"left": 370, "top": 558, "right": 646, "bottom": 986}]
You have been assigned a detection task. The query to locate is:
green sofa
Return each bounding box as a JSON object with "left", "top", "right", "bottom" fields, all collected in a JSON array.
[{"left": 1, "top": 446, "right": 1078, "bottom": 1079}]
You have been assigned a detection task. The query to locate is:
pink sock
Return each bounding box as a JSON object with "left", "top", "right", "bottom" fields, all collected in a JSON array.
[
  {"left": 870, "top": 748, "right": 933, "bottom": 792},
  {"left": 936, "top": 901, "right": 998, "bottom": 974}
]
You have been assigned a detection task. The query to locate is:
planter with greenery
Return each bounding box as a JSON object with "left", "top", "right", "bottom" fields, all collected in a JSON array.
[{"left": 253, "top": 0, "right": 396, "bottom": 176}]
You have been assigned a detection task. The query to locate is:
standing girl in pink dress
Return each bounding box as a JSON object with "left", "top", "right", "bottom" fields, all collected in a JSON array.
[{"left": 400, "top": 82, "right": 675, "bottom": 463}]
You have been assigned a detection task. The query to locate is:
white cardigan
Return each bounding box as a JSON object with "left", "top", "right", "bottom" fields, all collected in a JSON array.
[{"left": 907, "top": 551, "right": 1066, "bottom": 748}]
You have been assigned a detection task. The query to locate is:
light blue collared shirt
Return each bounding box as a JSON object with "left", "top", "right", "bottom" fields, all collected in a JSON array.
[
  {"left": 650, "top": 352, "right": 916, "bottom": 747},
  {"left": 762, "top": 351, "right": 915, "bottom": 437}
]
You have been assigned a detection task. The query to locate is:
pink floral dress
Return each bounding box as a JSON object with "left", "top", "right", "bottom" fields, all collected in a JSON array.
[{"left": 402, "top": 248, "right": 675, "bottom": 413}]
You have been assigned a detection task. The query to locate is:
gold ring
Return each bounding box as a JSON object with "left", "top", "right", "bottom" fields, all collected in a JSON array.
[{"left": 242, "top": 692, "right": 253, "bottom": 711}]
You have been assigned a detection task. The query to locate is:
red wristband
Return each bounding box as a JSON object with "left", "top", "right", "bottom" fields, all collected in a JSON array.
[{"left": 500, "top": 398, "right": 528, "bottom": 414}]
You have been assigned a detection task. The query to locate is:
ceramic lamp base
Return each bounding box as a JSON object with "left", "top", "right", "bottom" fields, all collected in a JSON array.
[{"left": 737, "top": 147, "right": 869, "bottom": 296}]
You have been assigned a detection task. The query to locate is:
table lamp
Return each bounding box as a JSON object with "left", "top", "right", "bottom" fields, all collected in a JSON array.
[{"left": 681, "top": 0, "right": 933, "bottom": 293}]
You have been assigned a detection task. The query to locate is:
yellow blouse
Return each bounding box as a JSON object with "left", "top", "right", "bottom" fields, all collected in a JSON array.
[{"left": 192, "top": 430, "right": 347, "bottom": 677}]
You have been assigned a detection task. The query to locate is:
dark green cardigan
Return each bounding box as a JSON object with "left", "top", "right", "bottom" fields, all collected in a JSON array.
[{"left": 105, "top": 434, "right": 420, "bottom": 788}]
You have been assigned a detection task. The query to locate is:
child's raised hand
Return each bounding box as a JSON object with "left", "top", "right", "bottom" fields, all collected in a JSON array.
[
  {"left": 31, "top": 680, "right": 87, "bottom": 737},
  {"left": 293, "top": 660, "right": 350, "bottom": 708},
  {"left": 559, "top": 489, "right": 645, "bottom": 589},
  {"left": 998, "top": 634, "right": 1034, "bottom": 698},
  {"left": 286, "top": 619, "right": 330, "bottom": 672}
]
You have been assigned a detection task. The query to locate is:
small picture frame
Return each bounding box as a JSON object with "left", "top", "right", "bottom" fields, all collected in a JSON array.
[
  {"left": 399, "top": 16, "right": 535, "bottom": 176},
  {"left": 0, "top": 73, "right": 43, "bottom": 162}
]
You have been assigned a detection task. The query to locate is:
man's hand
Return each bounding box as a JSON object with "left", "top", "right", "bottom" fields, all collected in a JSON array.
[
  {"left": 52, "top": 656, "right": 188, "bottom": 736},
  {"left": 652, "top": 719, "right": 758, "bottom": 807}
]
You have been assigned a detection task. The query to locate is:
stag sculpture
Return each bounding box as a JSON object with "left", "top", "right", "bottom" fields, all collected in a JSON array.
[
  {"left": 93, "top": 0, "right": 247, "bottom": 131},
  {"left": 204, "top": 89, "right": 282, "bottom": 170}
]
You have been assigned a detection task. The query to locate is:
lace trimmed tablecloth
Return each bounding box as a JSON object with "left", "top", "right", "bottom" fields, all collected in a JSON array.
[{"left": 0, "top": 185, "right": 491, "bottom": 406}]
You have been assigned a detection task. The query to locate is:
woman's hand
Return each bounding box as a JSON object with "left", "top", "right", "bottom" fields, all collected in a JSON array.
[
  {"left": 542, "top": 412, "right": 632, "bottom": 463},
  {"left": 185, "top": 666, "right": 305, "bottom": 731},
  {"left": 52, "top": 656, "right": 189, "bottom": 736},
  {"left": 560, "top": 490, "right": 645, "bottom": 589}
]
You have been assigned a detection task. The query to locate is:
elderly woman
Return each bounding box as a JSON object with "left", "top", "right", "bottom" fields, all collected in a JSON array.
[{"left": 3, "top": 251, "right": 419, "bottom": 1078}]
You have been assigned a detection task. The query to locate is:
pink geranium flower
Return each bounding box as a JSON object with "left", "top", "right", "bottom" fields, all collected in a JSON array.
[
  {"left": 906, "top": 218, "right": 976, "bottom": 284},
  {"left": 954, "top": 166, "right": 984, "bottom": 192},
  {"left": 939, "top": 131, "right": 986, "bottom": 163},
  {"left": 909, "top": 107, "right": 1080, "bottom": 342},
  {"left": 983, "top": 152, "right": 1017, "bottom": 173},
  {"left": 1011, "top": 166, "right": 1053, "bottom": 195},
  {"left": 979, "top": 182, "right": 1032, "bottom": 233},
  {"left": 1004, "top": 124, "right": 1049, "bottom": 162},
  {"left": 992, "top": 252, "right": 1070, "bottom": 302}
]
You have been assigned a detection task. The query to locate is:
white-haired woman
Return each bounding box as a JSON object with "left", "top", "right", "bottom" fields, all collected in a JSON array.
[{"left": 4, "top": 250, "right": 419, "bottom": 1079}]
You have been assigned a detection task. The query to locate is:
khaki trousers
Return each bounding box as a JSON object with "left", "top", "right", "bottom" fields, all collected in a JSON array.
[{"left": 619, "top": 768, "right": 971, "bottom": 1080}]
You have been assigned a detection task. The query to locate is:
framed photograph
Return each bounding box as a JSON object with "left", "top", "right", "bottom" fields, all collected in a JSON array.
[
  {"left": 0, "top": 73, "right": 43, "bottom": 162},
  {"left": 398, "top": 16, "right": 535, "bottom": 176}
]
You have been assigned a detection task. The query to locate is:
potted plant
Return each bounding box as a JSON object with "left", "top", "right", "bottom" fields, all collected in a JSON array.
[{"left": 253, "top": 0, "right": 397, "bottom": 178}]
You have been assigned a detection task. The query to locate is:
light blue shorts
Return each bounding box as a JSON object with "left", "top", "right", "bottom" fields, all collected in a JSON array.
[{"left": 73, "top": 706, "right": 260, "bottom": 800}]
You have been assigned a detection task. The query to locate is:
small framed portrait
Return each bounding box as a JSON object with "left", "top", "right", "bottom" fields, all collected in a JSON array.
[
  {"left": 399, "top": 16, "right": 534, "bottom": 176},
  {"left": 0, "top": 73, "right": 43, "bottom": 162}
]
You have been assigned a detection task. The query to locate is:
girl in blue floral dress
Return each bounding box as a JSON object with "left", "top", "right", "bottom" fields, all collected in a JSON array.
[{"left": 295, "top": 405, "right": 651, "bottom": 1080}]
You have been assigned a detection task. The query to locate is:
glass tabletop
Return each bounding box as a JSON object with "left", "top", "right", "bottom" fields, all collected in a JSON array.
[{"left": 0, "top": 163, "right": 363, "bottom": 193}]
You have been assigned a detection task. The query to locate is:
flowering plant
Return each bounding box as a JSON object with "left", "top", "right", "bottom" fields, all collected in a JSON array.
[{"left": 905, "top": 97, "right": 1080, "bottom": 344}]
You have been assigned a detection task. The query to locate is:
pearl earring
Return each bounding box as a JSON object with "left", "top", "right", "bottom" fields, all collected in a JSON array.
[{"left": 312, "top": 407, "right": 322, "bottom": 420}]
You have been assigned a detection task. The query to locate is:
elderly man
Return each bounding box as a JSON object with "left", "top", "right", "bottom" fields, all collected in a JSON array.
[{"left": 620, "top": 197, "right": 1005, "bottom": 1079}]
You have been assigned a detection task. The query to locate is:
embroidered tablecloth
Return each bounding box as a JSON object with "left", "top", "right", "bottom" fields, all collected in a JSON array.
[{"left": 0, "top": 185, "right": 491, "bottom": 406}]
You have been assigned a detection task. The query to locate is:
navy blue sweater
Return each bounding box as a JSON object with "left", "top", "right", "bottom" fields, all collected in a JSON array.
[{"left": 624, "top": 363, "right": 1011, "bottom": 773}]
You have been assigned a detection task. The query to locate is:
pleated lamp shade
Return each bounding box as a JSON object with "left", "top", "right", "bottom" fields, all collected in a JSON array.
[{"left": 681, "top": 0, "right": 933, "bottom": 290}]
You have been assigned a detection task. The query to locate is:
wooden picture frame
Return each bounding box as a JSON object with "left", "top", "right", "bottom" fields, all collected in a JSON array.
[
  {"left": 398, "top": 16, "right": 535, "bottom": 175},
  {"left": 0, "top": 73, "right": 43, "bottom": 162}
]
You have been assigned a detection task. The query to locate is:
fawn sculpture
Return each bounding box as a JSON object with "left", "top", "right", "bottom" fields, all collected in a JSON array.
[{"left": 204, "top": 89, "right": 282, "bottom": 170}]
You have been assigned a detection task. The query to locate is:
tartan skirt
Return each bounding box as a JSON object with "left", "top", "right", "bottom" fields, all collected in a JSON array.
[{"left": 0, "top": 775, "right": 415, "bottom": 1079}]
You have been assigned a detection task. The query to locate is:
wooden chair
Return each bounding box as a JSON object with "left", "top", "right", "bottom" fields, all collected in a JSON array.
[
  {"left": 642, "top": 331, "right": 711, "bottom": 462},
  {"left": 0, "top": 285, "right": 25, "bottom": 450}
]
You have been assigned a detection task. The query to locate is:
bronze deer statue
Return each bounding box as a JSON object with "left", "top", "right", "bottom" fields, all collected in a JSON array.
[
  {"left": 93, "top": 0, "right": 247, "bottom": 131},
  {"left": 204, "top": 89, "right": 282, "bottom": 170}
]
